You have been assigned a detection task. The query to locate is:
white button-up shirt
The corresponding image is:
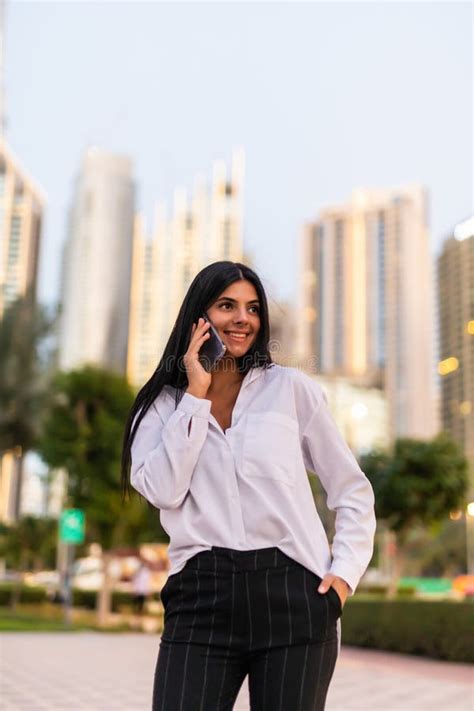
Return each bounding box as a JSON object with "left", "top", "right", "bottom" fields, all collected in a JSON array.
[{"left": 130, "top": 363, "right": 376, "bottom": 596}]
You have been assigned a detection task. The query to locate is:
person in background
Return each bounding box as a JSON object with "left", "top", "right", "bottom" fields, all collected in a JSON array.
[{"left": 132, "top": 560, "right": 152, "bottom": 615}]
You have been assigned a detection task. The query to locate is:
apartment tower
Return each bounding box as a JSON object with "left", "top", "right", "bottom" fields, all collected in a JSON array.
[
  {"left": 0, "top": 139, "right": 43, "bottom": 316},
  {"left": 297, "top": 185, "right": 437, "bottom": 440},
  {"left": 437, "top": 217, "right": 473, "bottom": 486},
  {"left": 58, "top": 147, "right": 135, "bottom": 374}
]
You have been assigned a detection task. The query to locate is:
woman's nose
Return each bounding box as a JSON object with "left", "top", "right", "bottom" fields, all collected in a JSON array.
[{"left": 233, "top": 310, "right": 249, "bottom": 323}]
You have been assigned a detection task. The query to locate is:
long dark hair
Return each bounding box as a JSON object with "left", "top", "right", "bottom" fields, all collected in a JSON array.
[{"left": 120, "top": 261, "right": 274, "bottom": 500}]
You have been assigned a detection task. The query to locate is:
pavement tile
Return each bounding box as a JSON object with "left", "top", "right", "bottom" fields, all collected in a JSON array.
[{"left": 1, "top": 633, "right": 472, "bottom": 711}]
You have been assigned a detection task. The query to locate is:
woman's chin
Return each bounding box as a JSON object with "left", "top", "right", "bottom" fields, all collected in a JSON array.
[
  {"left": 227, "top": 343, "right": 252, "bottom": 358},
  {"left": 220, "top": 349, "right": 240, "bottom": 362}
]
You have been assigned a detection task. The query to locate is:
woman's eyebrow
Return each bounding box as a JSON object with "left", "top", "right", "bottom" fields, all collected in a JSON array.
[{"left": 216, "top": 297, "right": 260, "bottom": 304}]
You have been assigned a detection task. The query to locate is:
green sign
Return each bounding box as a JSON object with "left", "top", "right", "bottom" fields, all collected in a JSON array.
[
  {"left": 60, "top": 509, "right": 85, "bottom": 544},
  {"left": 399, "top": 577, "right": 452, "bottom": 592}
]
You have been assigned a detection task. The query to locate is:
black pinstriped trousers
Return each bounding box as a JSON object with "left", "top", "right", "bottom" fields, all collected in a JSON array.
[{"left": 153, "top": 546, "right": 342, "bottom": 710}]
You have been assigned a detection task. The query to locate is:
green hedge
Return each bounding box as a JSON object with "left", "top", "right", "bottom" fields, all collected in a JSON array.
[
  {"left": 360, "top": 585, "right": 417, "bottom": 596},
  {"left": 0, "top": 584, "right": 47, "bottom": 605},
  {"left": 341, "top": 599, "right": 473, "bottom": 663},
  {"left": 71, "top": 588, "right": 96, "bottom": 609},
  {"left": 72, "top": 588, "right": 160, "bottom": 612},
  {"left": 0, "top": 585, "right": 158, "bottom": 612},
  {"left": 72, "top": 588, "right": 128, "bottom": 610}
]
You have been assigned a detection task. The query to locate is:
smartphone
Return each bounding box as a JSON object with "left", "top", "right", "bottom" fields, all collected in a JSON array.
[{"left": 198, "top": 313, "right": 226, "bottom": 372}]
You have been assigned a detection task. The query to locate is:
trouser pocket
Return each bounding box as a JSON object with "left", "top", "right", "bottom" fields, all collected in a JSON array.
[{"left": 326, "top": 585, "right": 343, "bottom": 618}]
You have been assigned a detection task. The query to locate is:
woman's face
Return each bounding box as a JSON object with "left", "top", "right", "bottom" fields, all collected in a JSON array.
[{"left": 206, "top": 279, "right": 261, "bottom": 358}]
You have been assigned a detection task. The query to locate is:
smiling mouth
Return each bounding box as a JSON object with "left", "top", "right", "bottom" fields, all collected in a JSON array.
[{"left": 224, "top": 331, "right": 250, "bottom": 341}]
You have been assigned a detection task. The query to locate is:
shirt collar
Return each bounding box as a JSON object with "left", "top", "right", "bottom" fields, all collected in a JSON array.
[
  {"left": 244, "top": 362, "right": 276, "bottom": 387},
  {"left": 165, "top": 362, "right": 275, "bottom": 397}
]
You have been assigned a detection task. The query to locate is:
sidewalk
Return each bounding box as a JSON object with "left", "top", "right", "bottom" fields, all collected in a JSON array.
[{"left": 1, "top": 633, "right": 472, "bottom": 710}]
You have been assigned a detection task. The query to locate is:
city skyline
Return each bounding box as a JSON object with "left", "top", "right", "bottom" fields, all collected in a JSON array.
[{"left": 4, "top": 1, "right": 472, "bottom": 309}]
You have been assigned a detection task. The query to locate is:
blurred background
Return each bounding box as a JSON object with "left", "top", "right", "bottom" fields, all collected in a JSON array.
[{"left": 0, "top": 0, "right": 472, "bottom": 699}]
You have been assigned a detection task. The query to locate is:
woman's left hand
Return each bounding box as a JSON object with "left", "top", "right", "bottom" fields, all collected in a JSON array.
[{"left": 317, "top": 574, "right": 350, "bottom": 608}]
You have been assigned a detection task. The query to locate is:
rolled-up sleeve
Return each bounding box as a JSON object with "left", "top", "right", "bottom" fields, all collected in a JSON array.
[
  {"left": 295, "top": 373, "right": 377, "bottom": 595},
  {"left": 130, "top": 392, "right": 212, "bottom": 510}
]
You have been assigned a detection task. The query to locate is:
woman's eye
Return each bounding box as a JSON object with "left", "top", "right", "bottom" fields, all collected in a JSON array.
[{"left": 219, "top": 303, "right": 260, "bottom": 313}]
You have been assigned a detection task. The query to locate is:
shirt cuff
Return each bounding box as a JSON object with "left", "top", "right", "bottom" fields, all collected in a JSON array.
[
  {"left": 328, "top": 563, "right": 359, "bottom": 596},
  {"left": 178, "top": 392, "right": 212, "bottom": 418}
]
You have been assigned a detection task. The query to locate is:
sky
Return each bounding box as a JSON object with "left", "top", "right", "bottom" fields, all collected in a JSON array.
[{"left": 5, "top": 1, "right": 473, "bottom": 309}]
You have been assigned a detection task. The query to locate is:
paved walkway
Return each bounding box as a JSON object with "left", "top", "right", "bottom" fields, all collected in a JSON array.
[{"left": 1, "top": 633, "right": 472, "bottom": 710}]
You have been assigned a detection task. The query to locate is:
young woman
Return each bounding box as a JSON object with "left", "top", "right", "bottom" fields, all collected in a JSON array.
[{"left": 121, "top": 261, "right": 376, "bottom": 711}]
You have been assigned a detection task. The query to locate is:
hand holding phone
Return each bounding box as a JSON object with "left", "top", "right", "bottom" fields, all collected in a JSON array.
[
  {"left": 183, "top": 318, "right": 212, "bottom": 397},
  {"left": 198, "top": 313, "right": 226, "bottom": 372}
]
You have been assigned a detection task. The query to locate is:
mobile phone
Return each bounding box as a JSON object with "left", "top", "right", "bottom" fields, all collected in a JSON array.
[{"left": 198, "top": 313, "right": 226, "bottom": 372}]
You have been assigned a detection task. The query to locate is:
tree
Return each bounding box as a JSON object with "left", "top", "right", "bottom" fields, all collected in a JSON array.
[
  {"left": 37, "top": 365, "right": 164, "bottom": 549},
  {"left": 361, "top": 433, "right": 469, "bottom": 596},
  {"left": 0, "top": 516, "right": 58, "bottom": 608},
  {"left": 0, "top": 516, "right": 57, "bottom": 572},
  {"left": 0, "top": 289, "right": 58, "bottom": 518}
]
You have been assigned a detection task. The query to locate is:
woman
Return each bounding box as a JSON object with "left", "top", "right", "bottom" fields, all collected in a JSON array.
[{"left": 121, "top": 261, "right": 376, "bottom": 711}]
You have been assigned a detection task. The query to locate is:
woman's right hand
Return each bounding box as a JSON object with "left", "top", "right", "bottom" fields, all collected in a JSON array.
[{"left": 183, "top": 318, "right": 212, "bottom": 398}]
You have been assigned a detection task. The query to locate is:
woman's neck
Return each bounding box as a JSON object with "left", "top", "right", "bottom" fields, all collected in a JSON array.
[{"left": 208, "top": 357, "right": 244, "bottom": 392}]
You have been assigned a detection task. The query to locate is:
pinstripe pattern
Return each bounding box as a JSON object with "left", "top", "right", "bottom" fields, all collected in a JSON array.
[
  {"left": 298, "top": 643, "right": 310, "bottom": 709},
  {"left": 284, "top": 566, "right": 292, "bottom": 645},
  {"left": 244, "top": 570, "right": 252, "bottom": 649},
  {"left": 277, "top": 646, "right": 288, "bottom": 710},
  {"left": 303, "top": 568, "right": 313, "bottom": 634},
  {"left": 153, "top": 546, "right": 339, "bottom": 710},
  {"left": 298, "top": 568, "right": 312, "bottom": 708},
  {"left": 261, "top": 567, "right": 271, "bottom": 707},
  {"left": 199, "top": 550, "right": 218, "bottom": 710},
  {"left": 161, "top": 572, "right": 182, "bottom": 708},
  {"left": 178, "top": 557, "right": 201, "bottom": 711},
  {"left": 312, "top": 594, "right": 330, "bottom": 707},
  {"left": 216, "top": 555, "right": 235, "bottom": 707}
]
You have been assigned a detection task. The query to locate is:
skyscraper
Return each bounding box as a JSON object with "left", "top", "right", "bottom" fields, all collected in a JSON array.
[
  {"left": 58, "top": 147, "right": 135, "bottom": 374},
  {"left": 437, "top": 216, "right": 473, "bottom": 485},
  {"left": 0, "top": 138, "right": 44, "bottom": 316},
  {"left": 297, "top": 184, "right": 437, "bottom": 440},
  {"left": 127, "top": 149, "right": 244, "bottom": 387}
]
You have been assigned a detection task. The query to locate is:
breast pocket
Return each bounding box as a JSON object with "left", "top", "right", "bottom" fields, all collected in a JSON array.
[{"left": 242, "top": 412, "right": 300, "bottom": 486}]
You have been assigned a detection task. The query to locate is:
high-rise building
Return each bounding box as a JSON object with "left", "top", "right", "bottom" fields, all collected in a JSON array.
[
  {"left": 0, "top": 138, "right": 44, "bottom": 316},
  {"left": 127, "top": 149, "right": 244, "bottom": 387},
  {"left": 268, "top": 299, "right": 297, "bottom": 367},
  {"left": 297, "top": 184, "right": 437, "bottom": 441},
  {"left": 58, "top": 147, "right": 135, "bottom": 374},
  {"left": 437, "top": 216, "right": 474, "bottom": 485}
]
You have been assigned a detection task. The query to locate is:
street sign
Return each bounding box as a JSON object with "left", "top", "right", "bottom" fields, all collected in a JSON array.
[{"left": 59, "top": 509, "right": 85, "bottom": 544}]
